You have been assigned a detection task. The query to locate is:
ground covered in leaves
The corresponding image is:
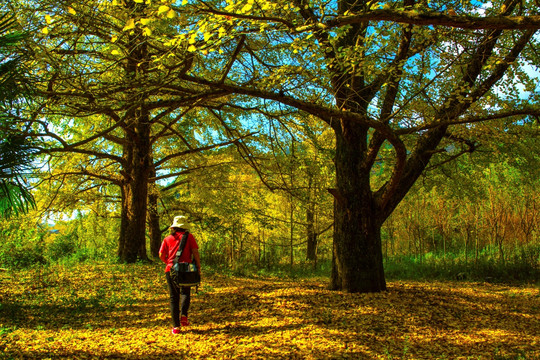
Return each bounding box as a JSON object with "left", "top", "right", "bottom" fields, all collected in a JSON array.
[{"left": 1, "top": 264, "right": 539, "bottom": 359}]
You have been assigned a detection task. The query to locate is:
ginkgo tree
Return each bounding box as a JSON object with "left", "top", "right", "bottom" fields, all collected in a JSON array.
[
  {"left": 8, "top": 0, "right": 251, "bottom": 262},
  {"left": 8, "top": 0, "right": 539, "bottom": 294},
  {"left": 148, "top": 0, "right": 539, "bottom": 292}
]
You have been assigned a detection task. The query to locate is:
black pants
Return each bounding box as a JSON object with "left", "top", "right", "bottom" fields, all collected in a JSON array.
[{"left": 165, "top": 271, "right": 191, "bottom": 328}]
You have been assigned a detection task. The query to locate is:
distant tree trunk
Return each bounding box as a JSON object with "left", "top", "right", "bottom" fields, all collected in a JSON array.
[
  {"left": 148, "top": 164, "right": 162, "bottom": 258},
  {"left": 306, "top": 175, "right": 317, "bottom": 262},
  {"left": 290, "top": 196, "right": 294, "bottom": 268},
  {"left": 306, "top": 204, "right": 317, "bottom": 261},
  {"left": 148, "top": 191, "right": 162, "bottom": 258}
]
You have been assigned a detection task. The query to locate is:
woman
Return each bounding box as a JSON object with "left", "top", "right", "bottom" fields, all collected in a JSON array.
[{"left": 159, "top": 215, "right": 201, "bottom": 334}]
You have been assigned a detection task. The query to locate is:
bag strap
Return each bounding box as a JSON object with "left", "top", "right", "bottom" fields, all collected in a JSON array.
[{"left": 173, "top": 231, "right": 190, "bottom": 265}]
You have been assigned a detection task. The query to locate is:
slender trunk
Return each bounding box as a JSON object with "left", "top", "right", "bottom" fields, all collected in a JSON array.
[
  {"left": 117, "top": 186, "right": 128, "bottom": 259},
  {"left": 290, "top": 196, "right": 294, "bottom": 268},
  {"left": 465, "top": 226, "right": 470, "bottom": 267},
  {"left": 257, "top": 225, "right": 261, "bottom": 264},
  {"left": 306, "top": 204, "right": 317, "bottom": 261},
  {"left": 147, "top": 187, "right": 162, "bottom": 258},
  {"left": 306, "top": 175, "right": 317, "bottom": 261}
]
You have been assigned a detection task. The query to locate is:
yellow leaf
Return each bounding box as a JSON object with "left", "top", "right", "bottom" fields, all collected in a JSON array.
[
  {"left": 123, "top": 19, "right": 135, "bottom": 31},
  {"left": 158, "top": 5, "right": 169, "bottom": 14},
  {"left": 45, "top": 15, "right": 53, "bottom": 24},
  {"left": 41, "top": 27, "right": 49, "bottom": 34},
  {"left": 218, "top": 26, "right": 227, "bottom": 38},
  {"left": 204, "top": 32, "right": 212, "bottom": 42},
  {"left": 241, "top": 4, "right": 252, "bottom": 13},
  {"left": 182, "top": 0, "right": 188, "bottom": 5},
  {"left": 111, "top": 49, "right": 120, "bottom": 55},
  {"left": 140, "top": 18, "right": 151, "bottom": 25},
  {"left": 143, "top": 27, "right": 152, "bottom": 36},
  {"left": 134, "top": 0, "right": 144, "bottom": 2},
  {"left": 188, "top": 45, "right": 197, "bottom": 52},
  {"left": 67, "top": 7, "right": 76, "bottom": 15},
  {"left": 111, "top": 35, "right": 118, "bottom": 43},
  {"left": 167, "top": 9, "right": 176, "bottom": 18}
]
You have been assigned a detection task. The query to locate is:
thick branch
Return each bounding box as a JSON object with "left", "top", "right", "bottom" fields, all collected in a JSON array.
[
  {"left": 200, "top": 6, "right": 540, "bottom": 31},
  {"left": 321, "top": 10, "right": 540, "bottom": 30},
  {"left": 397, "top": 107, "right": 540, "bottom": 134}
]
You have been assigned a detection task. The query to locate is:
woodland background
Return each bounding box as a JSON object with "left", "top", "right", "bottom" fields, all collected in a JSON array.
[
  {"left": 1, "top": 0, "right": 539, "bottom": 358},
  {"left": 0, "top": 0, "right": 539, "bottom": 284}
]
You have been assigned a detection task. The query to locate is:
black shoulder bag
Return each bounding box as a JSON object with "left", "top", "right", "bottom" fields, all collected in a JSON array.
[{"left": 170, "top": 231, "right": 201, "bottom": 287}]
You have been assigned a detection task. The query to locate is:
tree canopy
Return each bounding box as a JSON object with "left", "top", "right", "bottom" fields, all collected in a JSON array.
[{"left": 5, "top": 0, "right": 539, "bottom": 292}]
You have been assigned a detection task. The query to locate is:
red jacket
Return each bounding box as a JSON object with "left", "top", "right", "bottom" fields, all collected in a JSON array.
[{"left": 159, "top": 231, "right": 198, "bottom": 272}]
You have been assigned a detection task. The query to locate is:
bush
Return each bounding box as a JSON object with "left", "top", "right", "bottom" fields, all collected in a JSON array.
[
  {"left": 0, "top": 242, "right": 47, "bottom": 268},
  {"left": 47, "top": 232, "right": 78, "bottom": 261}
]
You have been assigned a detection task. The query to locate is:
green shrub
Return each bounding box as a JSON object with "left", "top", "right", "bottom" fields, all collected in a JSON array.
[
  {"left": 384, "top": 245, "right": 539, "bottom": 283},
  {"left": 0, "top": 243, "right": 47, "bottom": 268},
  {"left": 47, "top": 232, "right": 78, "bottom": 261}
]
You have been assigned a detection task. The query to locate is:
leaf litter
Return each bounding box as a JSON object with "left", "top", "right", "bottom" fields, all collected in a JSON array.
[{"left": 0, "top": 264, "right": 538, "bottom": 359}]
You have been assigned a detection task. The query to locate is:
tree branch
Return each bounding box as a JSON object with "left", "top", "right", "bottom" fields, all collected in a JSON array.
[
  {"left": 397, "top": 107, "right": 540, "bottom": 134},
  {"left": 153, "top": 133, "right": 255, "bottom": 168},
  {"left": 321, "top": 10, "right": 540, "bottom": 31}
]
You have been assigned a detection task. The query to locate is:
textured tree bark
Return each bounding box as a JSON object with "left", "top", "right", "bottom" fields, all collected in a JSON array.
[
  {"left": 306, "top": 174, "right": 318, "bottom": 262},
  {"left": 117, "top": 0, "right": 151, "bottom": 263},
  {"left": 147, "top": 190, "right": 162, "bottom": 258},
  {"left": 147, "top": 162, "right": 162, "bottom": 258},
  {"left": 306, "top": 204, "right": 317, "bottom": 261},
  {"left": 329, "top": 123, "right": 387, "bottom": 292},
  {"left": 118, "top": 117, "right": 151, "bottom": 263}
]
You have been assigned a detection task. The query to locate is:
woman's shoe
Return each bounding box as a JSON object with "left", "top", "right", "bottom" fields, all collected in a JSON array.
[{"left": 181, "top": 316, "right": 189, "bottom": 327}]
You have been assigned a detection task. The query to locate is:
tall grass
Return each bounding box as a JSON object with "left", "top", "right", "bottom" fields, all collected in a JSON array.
[{"left": 384, "top": 244, "right": 539, "bottom": 284}]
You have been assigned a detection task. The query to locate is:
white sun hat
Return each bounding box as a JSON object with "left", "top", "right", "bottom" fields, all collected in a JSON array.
[{"left": 169, "top": 215, "right": 190, "bottom": 229}]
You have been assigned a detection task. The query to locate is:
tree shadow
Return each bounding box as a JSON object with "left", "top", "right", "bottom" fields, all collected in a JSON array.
[{"left": 1, "top": 271, "right": 538, "bottom": 359}]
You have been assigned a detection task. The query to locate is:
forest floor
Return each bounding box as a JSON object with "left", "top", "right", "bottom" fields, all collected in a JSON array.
[{"left": 0, "top": 264, "right": 539, "bottom": 359}]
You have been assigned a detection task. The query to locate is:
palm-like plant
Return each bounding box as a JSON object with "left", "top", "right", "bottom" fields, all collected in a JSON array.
[{"left": 0, "top": 13, "right": 35, "bottom": 218}]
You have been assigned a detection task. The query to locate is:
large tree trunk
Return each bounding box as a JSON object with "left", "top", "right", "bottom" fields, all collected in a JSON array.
[
  {"left": 117, "top": 1, "right": 151, "bottom": 263},
  {"left": 118, "top": 117, "right": 151, "bottom": 263},
  {"left": 329, "top": 125, "right": 387, "bottom": 292},
  {"left": 331, "top": 204, "right": 386, "bottom": 292},
  {"left": 325, "top": 0, "right": 389, "bottom": 292}
]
